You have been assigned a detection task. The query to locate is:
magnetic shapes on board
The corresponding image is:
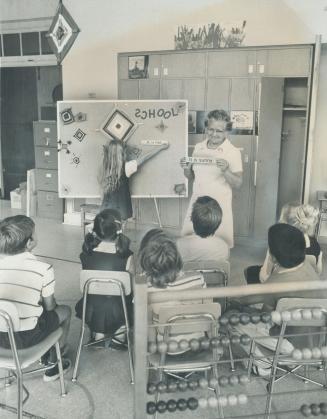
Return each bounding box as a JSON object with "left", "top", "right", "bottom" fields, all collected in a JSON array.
[
  {"left": 174, "top": 183, "right": 186, "bottom": 196},
  {"left": 174, "top": 101, "right": 186, "bottom": 114},
  {"left": 70, "top": 153, "right": 81, "bottom": 167},
  {"left": 101, "top": 108, "right": 136, "bottom": 142},
  {"left": 155, "top": 119, "right": 168, "bottom": 133},
  {"left": 73, "top": 128, "right": 86, "bottom": 142},
  {"left": 61, "top": 184, "right": 71, "bottom": 195},
  {"left": 57, "top": 139, "right": 72, "bottom": 154},
  {"left": 75, "top": 112, "right": 87, "bottom": 122},
  {"left": 60, "top": 108, "right": 74, "bottom": 124}
]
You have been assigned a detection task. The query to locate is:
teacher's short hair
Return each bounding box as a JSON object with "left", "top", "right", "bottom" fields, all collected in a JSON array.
[
  {"left": 205, "top": 109, "right": 232, "bottom": 131},
  {"left": 268, "top": 223, "right": 305, "bottom": 269},
  {"left": 191, "top": 196, "right": 223, "bottom": 238}
]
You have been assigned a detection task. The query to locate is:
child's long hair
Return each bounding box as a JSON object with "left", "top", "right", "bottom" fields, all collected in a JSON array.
[
  {"left": 279, "top": 202, "right": 319, "bottom": 235},
  {"left": 98, "top": 140, "right": 125, "bottom": 194},
  {"left": 83, "top": 209, "right": 130, "bottom": 257}
]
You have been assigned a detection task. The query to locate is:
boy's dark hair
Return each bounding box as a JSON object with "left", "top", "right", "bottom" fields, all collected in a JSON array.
[
  {"left": 268, "top": 223, "right": 305, "bottom": 269},
  {"left": 138, "top": 236, "right": 183, "bottom": 288},
  {"left": 83, "top": 209, "right": 130, "bottom": 257},
  {"left": 205, "top": 109, "right": 233, "bottom": 131},
  {"left": 191, "top": 196, "right": 222, "bottom": 238},
  {"left": 0, "top": 215, "right": 35, "bottom": 255},
  {"left": 139, "top": 228, "right": 165, "bottom": 253}
]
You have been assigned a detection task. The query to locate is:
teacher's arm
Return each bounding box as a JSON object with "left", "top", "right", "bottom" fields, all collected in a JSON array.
[{"left": 216, "top": 159, "right": 243, "bottom": 188}]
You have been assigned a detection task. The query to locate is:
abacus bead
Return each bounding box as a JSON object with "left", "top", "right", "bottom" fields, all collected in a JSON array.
[
  {"left": 218, "top": 396, "right": 228, "bottom": 407},
  {"left": 167, "top": 381, "right": 178, "bottom": 392},
  {"left": 188, "top": 380, "right": 198, "bottom": 390},
  {"left": 177, "top": 399, "right": 188, "bottom": 411},
  {"left": 250, "top": 313, "right": 261, "bottom": 324},
  {"left": 168, "top": 340, "right": 179, "bottom": 353},
  {"left": 310, "top": 403, "right": 320, "bottom": 416},
  {"left": 179, "top": 339, "right": 189, "bottom": 352},
  {"left": 147, "top": 383, "right": 157, "bottom": 394},
  {"left": 231, "top": 335, "right": 241, "bottom": 345},
  {"left": 187, "top": 397, "right": 199, "bottom": 411},
  {"left": 240, "top": 334, "right": 251, "bottom": 346},
  {"left": 228, "top": 395, "right": 238, "bottom": 406},
  {"left": 199, "top": 378, "right": 209, "bottom": 389},
  {"left": 157, "top": 381, "right": 167, "bottom": 393},
  {"left": 321, "top": 346, "right": 327, "bottom": 358},
  {"left": 229, "top": 314, "right": 240, "bottom": 325},
  {"left": 220, "top": 336, "right": 230, "bottom": 346},
  {"left": 300, "top": 404, "right": 312, "bottom": 417},
  {"left": 210, "top": 337, "right": 220, "bottom": 348},
  {"left": 166, "top": 399, "right": 177, "bottom": 413},
  {"left": 238, "top": 394, "right": 248, "bottom": 405},
  {"left": 148, "top": 342, "right": 157, "bottom": 354},
  {"left": 292, "top": 349, "right": 303, "bottom": 361},
  {"left": 239, "top": 374, "right": 250, "bottom": 385},
  {"left": 218, "top": 376, "right": 229, "bottom": 387},
  {"left": 189, "top": 338, "right": 200, "bottom": 351},
  {"left": 291, "top": 310, "right": 302, "bottom": 321},
  {"left": 199, "top": 337, "right": 210, "bottom": 350},
  {"left": 281, "top": 311, "right": 292, "bottom": 322},
  {"left": 198, "top": 397, "right": 208, "bottom": 409},
  {"left": 261, "top": 312, "right": 271, "bottom": 323},
  {"left": 208, "top": 396, "right": 218, "bottom": 408},
  {"left": 178, "top": 381, "right": 188, "bottom": 392},
  {"left": 240, "top": 313, "right": 251, "bottom": 325},
  {"left": 302, "top": 348, "right": 312, "bottom": 360},
  {"left": 229, "top": 375, "right": 239, "bottom": 386},
  {"left": 271, "top": 311, "right": 282, "bottom": 324},
  {"left": 312, "top": 347, "right": 322, "bottom": 359},
  {"left": 302, "top": 309, "right": 313, "bottom": 320},
  {"left": 157, "top": 341, "right": 168, "bottom": 354},
  {"left": 319, "top": 402, "right": 327, "bottom": 414},
  {"left": 147, "top": 402, "right": 157, "bottom": 415},
  {"left": 156, "top": 401, "right": 167, "bottom": 413},
  {"left": 312, "top": 309, "right": 323, "bottom": 320},
  {"left": 219, "top": 316, "right": 229, "bottom": 326},
  {"left": 209, "top": 377, "right": 218, "bottom": 388}
]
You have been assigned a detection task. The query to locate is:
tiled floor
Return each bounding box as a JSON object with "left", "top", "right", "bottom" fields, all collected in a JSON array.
[{"left": 0, "top": 200, "right": 326, "bottom": 418}]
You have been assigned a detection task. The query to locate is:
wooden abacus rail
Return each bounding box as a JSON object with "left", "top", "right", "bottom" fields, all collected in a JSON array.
[{"left": 133, "top": 276, "right": 327, "bottom": 419}]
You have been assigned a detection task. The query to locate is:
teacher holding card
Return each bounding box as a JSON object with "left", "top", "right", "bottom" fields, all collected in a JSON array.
[{"left": 180, "top": 109, "right": 243, "bottom": 248}]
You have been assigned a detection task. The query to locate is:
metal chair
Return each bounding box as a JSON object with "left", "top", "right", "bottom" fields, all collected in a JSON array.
[
  {"left": 72, "top": 270, "right": 134, "bottom": 384},
  {"left": 80, "top": 204, "right": 100, "bottom": 236},
  {"left": 0, "top": 301, "right": 66, "bottom": 419},
  {"left": 183, "top": 259, "right": 230, "bottom": 288}
]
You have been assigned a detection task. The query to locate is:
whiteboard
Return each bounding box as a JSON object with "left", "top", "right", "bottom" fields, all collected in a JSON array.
[{"left": 57, "top": 100, "right": 188, "bottom": 198}]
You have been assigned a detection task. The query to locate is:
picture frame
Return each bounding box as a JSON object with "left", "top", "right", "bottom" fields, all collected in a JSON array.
[{"left": 128, "top": 55, "right": 149, "bottom": 79}]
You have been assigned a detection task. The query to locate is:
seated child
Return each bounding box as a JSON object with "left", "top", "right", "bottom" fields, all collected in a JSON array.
[
  {"left": 177, "top": 196, "right": 229, "bottom": 263},
  {"left": 0, "top": 215, "right": 71, "bottom": 382},
  {"left": 138, "top": 230, "right": 207, "bottom": 353},
  {"left": 246, "top": 203, "right": 321, "bottom": 284},
  {"left": 75, "top": 209, "right": 133, "bottom": 346},
  {"left": 229, "top": 223, "right": 323, "bottom": 376}
]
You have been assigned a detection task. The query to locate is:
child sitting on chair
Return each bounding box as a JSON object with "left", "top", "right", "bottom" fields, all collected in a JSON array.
[
  {"left": 75, "top": 209, "right": 133, "bottom": 347},
  {"left": 177, "top": 195, "right": 229, "bottom": 263},
  {"left": 0, "top": 215, "right": 71, "bottom": 382}
]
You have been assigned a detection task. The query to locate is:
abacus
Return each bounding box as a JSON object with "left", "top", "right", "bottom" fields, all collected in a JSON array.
[{"left": 133, "top": 274, "right": 327, "bottom": 418}]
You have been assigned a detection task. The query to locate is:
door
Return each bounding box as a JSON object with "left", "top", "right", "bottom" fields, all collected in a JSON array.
[
  {"left": 1, "top": 68, "right": 38, "bottom": 198},
  {"left": 254, "top": 78, "right": 284, "bottom": 238}
]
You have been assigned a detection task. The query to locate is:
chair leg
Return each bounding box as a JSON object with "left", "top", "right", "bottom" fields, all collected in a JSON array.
[
  {"left": 55, "top": 342, "right": 67, "bottom": 396},
  {"left": 17, "top": 370, "right": 23, "bottom": 419},
  {"left": 120, "top": 293, "right": 134, "bottom": 384},
  {"left": 72, "top": 322, "right": 86, "bottom": 382}
]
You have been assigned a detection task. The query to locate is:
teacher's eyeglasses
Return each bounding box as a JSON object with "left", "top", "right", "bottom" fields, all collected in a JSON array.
[{"left": 207, "top": 128, "right": 225, "bottom": 134}]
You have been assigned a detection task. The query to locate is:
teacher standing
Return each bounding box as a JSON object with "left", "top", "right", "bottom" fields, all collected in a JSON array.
[{"left": 180, "top": 109, "right": 243, "bottom": 248}]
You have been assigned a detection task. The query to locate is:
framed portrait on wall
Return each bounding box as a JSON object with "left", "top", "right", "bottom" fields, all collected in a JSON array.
[{"left": 128, "top": 55, "right": 149, "bottom": 79}]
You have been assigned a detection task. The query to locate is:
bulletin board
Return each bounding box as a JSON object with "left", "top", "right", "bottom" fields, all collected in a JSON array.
[{"left": 57, "top": 100, "right": 188, "bottom": 198}]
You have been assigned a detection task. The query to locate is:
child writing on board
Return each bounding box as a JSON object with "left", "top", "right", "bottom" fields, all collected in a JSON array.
[{"left": 98, "top": 139, "right": 169, "bottom": 221}]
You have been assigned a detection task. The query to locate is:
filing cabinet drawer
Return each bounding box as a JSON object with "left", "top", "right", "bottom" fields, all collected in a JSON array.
[
  {"left": 33, "top": 121, "right": 57, "bottom": 148},
  {"left": 35, "top": 147, "right": 58, "bottom": 169},
  {"left": 36, "top": 169, "right": 58, "bottom": 192},
  {"left": 37, "top": 191, "right": 64, "bottom": 220}
]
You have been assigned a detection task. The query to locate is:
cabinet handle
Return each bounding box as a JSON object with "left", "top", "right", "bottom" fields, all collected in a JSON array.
[
  {"left": 254, "top": 161, "right": 258, "bottom": 187},
  {"left": 248, "top": 64, "right": 254, "bottom": 74},
  {"left": 258, "top": 63, "right": 265, "bottom": 74}
]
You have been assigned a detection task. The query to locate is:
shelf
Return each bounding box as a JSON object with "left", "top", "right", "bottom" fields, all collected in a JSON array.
[{"left": 283, "top": 107, "right": 306, "bottom": 111}]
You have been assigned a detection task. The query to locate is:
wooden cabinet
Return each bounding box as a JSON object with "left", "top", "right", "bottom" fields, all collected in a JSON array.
[
  {"left": 33, "top": 120, "right": 63, "bottom": 220},
  {"left": 161, "top": 52, "right": 206, "bottom": 78},
  {"left": 208, "top": 49, "right": 256, "bottom": 77}
]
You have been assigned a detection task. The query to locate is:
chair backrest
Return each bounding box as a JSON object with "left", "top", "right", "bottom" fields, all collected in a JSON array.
[
  {"left": 0, "top": 301, "right": 20, "bottom": 332},
  {"left": 183, "top": 259, "right": 230, "bottom": 287},
  {"left": 80, "top": 270, "right": 132, "bottom": 296},
  {"left": 157, "top": 302, "right": 221, "bottom": 336},
  {"left": 276, "top": 298, "right": 327, "bottom": 327}
]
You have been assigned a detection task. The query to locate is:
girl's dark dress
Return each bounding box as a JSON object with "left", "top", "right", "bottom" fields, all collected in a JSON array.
[
  {"left": 75, "top": 242, "right": 133, "bottom": 334},
  {"left": 100, "top": 172, "right": 133, "bottom": 220}
]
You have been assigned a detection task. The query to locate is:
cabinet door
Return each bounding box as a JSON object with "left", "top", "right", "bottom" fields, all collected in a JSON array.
[
  {"left": 118, "top": 80, "right": 139, "bottom": 99},
  {"left": 161, "top": 52, "right": 206, "bottom": 78},
  {"left": 208, "top": 50, "right": 256, "bottom": 77},
  {"left": 183, "top": 79, "right": 206, "bottom": 109},
  {"left": 139, "top": 79, "right": 160, "bottom": 99},
  {"left": 206, "top": 78, "right": 230, "bottom": 111},
  {"left": 161, "top": 79, "right": 183, "bottom": 100},
  {"left": 257, "top": 48, "right": 312, "bottom": 77},
  {"left": 231, "top": 78, "right": 255, "bottom": 110}
]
